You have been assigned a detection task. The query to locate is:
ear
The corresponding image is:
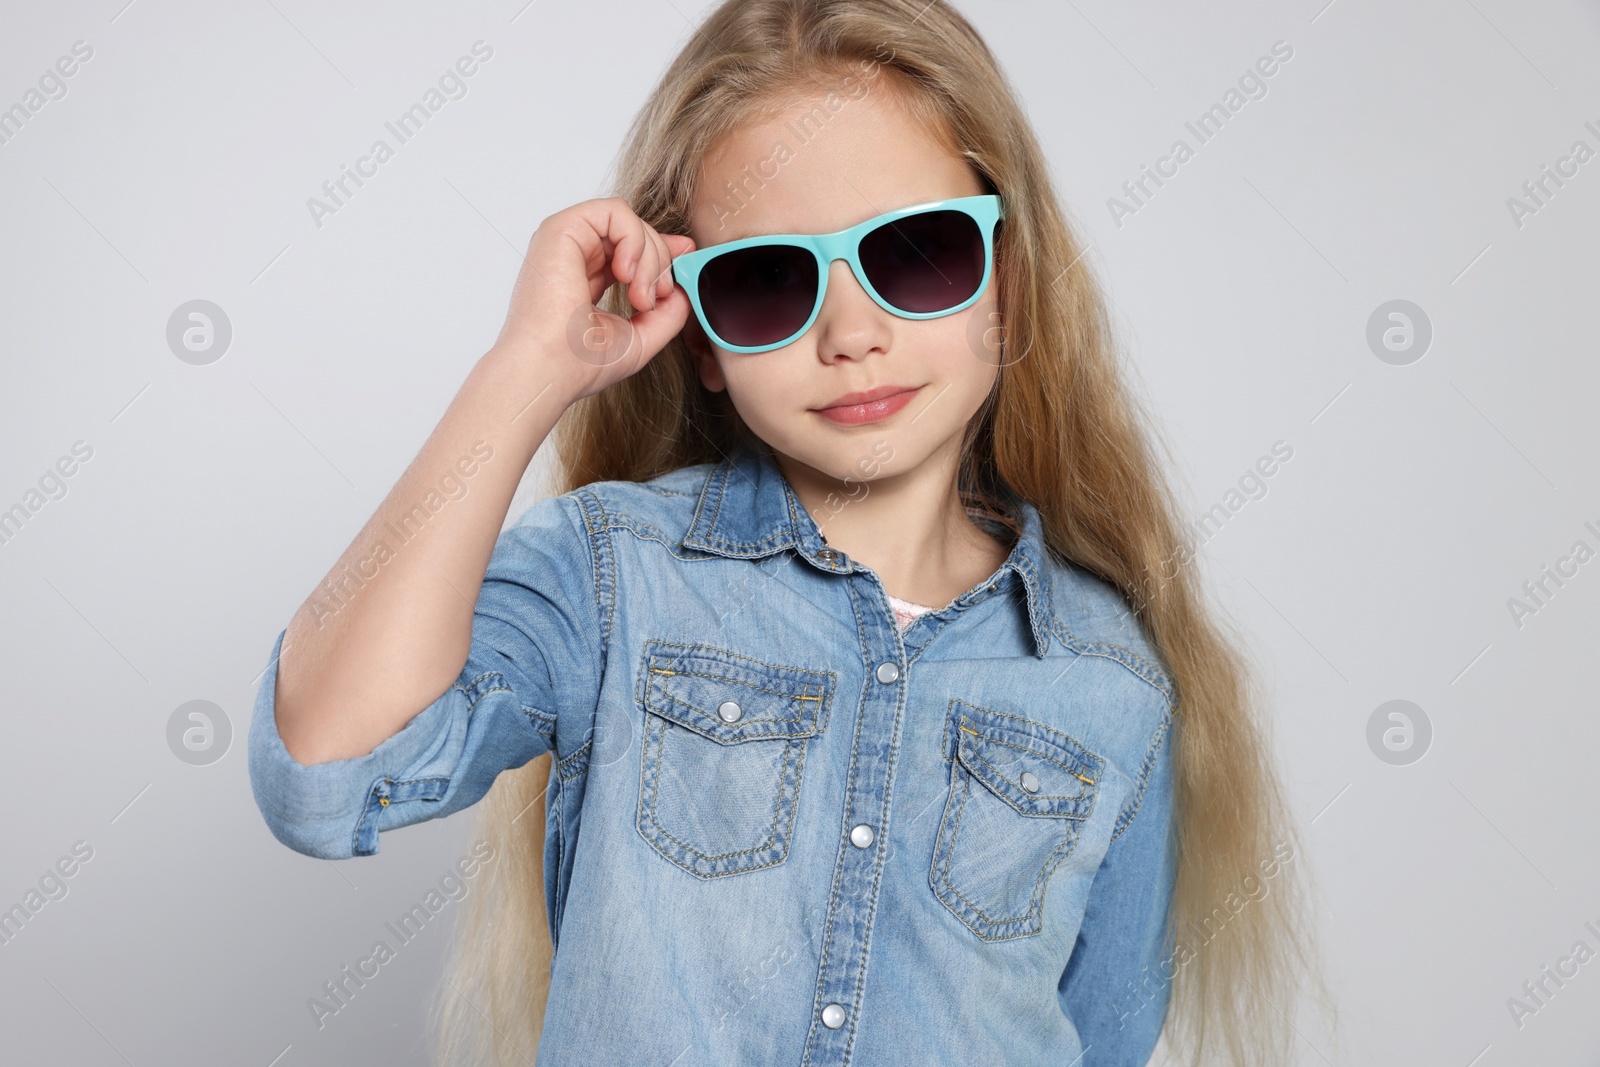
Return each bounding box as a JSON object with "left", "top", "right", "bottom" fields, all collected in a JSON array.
[{"left": 684, "top": 319, "right": 727, "bottom": 393}]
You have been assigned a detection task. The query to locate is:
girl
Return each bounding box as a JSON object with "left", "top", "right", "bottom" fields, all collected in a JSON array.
[{"left": 248, "top": 1, "right": 1332, "bottom": 1064}]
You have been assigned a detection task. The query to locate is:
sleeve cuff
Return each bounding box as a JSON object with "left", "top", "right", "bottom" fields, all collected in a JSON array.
[{"left": 246, "top": 627, "right": 478, "bottom": 859}]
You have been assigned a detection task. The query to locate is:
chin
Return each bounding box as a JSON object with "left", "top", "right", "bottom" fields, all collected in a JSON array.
[{"left": 786, "top": 433, "right": 917, "bottom": 487}]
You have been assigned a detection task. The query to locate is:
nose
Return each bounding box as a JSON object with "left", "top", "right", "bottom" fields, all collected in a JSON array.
[{"left": 813, "top": 258, "right": 890, "bottom": 361}]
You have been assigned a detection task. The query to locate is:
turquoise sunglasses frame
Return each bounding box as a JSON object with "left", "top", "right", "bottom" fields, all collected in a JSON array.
[{"left": 669, "top": 193, "right": 1005, "bottom": 354}]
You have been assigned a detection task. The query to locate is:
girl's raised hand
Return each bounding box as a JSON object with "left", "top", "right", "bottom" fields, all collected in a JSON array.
[{"left": 493, "top": 197, "right": 697, "bottom": 401}]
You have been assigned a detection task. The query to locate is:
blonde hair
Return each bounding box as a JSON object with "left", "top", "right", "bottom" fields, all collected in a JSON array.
[{"left": 430, "top": 2, "right": 1335, "bottom": 1064}]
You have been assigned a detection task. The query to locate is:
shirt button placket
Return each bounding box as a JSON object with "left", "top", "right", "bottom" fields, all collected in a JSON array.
[{"left": 806, "top": 581, "right": 906, "bottom": 1063}]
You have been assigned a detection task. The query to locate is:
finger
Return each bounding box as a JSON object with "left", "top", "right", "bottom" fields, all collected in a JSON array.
[
  {"left": 644, "top": 226, "right": 671, "bottom": 307},
  {"left": 649, "top": 231, "right": 676, "bottom": 302},
  {"left": 663, "top": 233, "right": 697, "bottom": 254},
  {"left": 616, "top": 226, "right": 643, "bottom": 291},
  {"left": 624, "top": 277, "right": 691, "bottom": 358},
  {"left": 657, "top": 233, "right": 695, "bottom": 297},
  {"left": 588, "top": 232, "right": 630, "bottom": 307},
  {"left": 585, "top": 198, "right": 643, "bottom": 292},
  {"left": 634, "top": 224, "right": 661, "bottom": 310},
  {"left": 618, "top": 219, "right": 646, "bottom": 310},
  {"left": 645, "top": 230, "right": 668, "bottom": 298}
]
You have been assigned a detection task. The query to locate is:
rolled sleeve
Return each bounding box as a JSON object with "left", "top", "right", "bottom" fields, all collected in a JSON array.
[
  {"left": 247, "top": 492, "right": 604, "bottom": 860},
  {"left": 1059, "top": 709, "right": 1179, "bottom": 1066}
]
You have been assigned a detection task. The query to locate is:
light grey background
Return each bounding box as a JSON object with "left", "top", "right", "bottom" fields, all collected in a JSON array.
[{"left": 2, "top": 1, "right": 1597, "bottom": 1064}]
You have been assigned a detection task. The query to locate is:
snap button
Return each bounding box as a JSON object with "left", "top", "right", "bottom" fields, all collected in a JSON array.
[
  {"left": 875, "top": 662, "right": 900, "bottom": 684},
  {"left": 850, "top": 824, "right": 875, "bottom": 848},
  {"left": 821, "top": 1003, "right": 847, "bottom": 1029},
  {"left": 817, "top": 547, "right": 838, "bottom": 562},
  {"left": 1020, "top": 770, "right": 1040, "bottom": 794},
  {"left": 717, "top": 700, "right": 743, "bottom": 723}
]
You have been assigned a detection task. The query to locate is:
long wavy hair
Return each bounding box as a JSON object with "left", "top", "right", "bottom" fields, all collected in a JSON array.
[{"left": 430, "top": 2, "right": 1335, "bottom": 1064}]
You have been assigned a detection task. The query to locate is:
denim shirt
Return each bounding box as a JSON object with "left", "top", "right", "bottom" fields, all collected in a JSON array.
[{"left": 248, "top": 439, "right": 1179, "bottom": 1067}]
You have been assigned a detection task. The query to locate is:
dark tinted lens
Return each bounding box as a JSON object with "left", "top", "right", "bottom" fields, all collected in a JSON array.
[
  {"left": 859, "top": 209, "right": 985, "bottom": 314},
  {"left": 698, "top": 244, "right": 818, "bottom": 348}
]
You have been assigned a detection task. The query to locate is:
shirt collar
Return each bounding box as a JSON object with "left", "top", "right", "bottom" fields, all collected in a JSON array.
[{"left": 682, "top": 439, "right": 1055, "bottom": 657}]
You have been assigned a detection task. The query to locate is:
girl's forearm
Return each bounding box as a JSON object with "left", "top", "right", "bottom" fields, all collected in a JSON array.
[{"left": 272, "top": 345, "right": 577, "bottom": 766}]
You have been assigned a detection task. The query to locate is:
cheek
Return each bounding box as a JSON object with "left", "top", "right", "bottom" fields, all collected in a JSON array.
[
  {"left": 924, "top": 313, "right": 1000, "bottom": 396},
  {"left": 719, "top": 353, "right": 806, "bottom": 410}
]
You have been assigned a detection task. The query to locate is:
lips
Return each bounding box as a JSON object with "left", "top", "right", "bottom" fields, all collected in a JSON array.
[
  {"left": 811, "top": 385, "right": 922, "bottom": 426},
  {"left": 816, "top": 385, "right": 920, "bottom": 411}
]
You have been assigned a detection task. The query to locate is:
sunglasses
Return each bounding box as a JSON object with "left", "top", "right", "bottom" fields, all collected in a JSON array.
[{"left": 670, "top": 193, "right": 1005, "bottom": 354}]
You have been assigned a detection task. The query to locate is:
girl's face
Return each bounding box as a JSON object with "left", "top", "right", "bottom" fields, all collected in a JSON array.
[{"left": 684, "top": 86, "right": 1001, "bottom": 489}]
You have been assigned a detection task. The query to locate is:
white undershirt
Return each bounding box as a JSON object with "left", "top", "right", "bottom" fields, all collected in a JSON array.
[
  {"left": 882, "top": 504, "right": 1015, "bottom": 632},
  {"left": 886, "top": 594, "right": 937, "bottom": 631}
]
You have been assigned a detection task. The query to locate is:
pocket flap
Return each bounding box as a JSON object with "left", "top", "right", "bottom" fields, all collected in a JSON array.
[
  {"left": 641, "top": 641, "right": 833, "bottom": 744},
  {"left": 951, "top": 702, "right": 1101, "bottom": 819}
]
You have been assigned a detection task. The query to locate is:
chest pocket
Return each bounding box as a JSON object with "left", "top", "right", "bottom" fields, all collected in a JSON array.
[
  {"left": 930, "top": 700, "right": 1104, "bottom": 940},
  {"left": 635, "top": 640, "right": 835, "bottom": 878}
]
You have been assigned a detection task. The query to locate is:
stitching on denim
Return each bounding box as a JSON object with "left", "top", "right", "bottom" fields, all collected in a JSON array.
[
  {"left": 941, "top": 825, "right": 1082, "bottom": 938},
  {"left": 682, "top": 461, "right": 722, "bottom": 546},
  {"left": 1111, "top": 707, "right": 1175, "bottom": 843},
  {"left": 610, "top": 512, "right": 763, "bottom": 558},
  {"left": 351, "top": 773, "right": 453, "bottom": 854},
  {"left": 695, "top": 528, "right": 795, "bottom": 553},
  {"left": 961, "top": 728, "right": 1093, "bottom": 786},
  {"left": 929, "top": 699, "right": 1098, "bottom": 941},
  {"left": 633, "top": 634, "right": 823, "bottom": 876},
  {"left": 573, "top": 489, "right": 615, "bottom": 678},
  {"left": 346, "top": 673, "right": 512, "bottom": 855},
  {"left": 682, "top": 460, "right": 802, "bottom": 555},
  {"left": 802, "top": 578, "right": 874, "bottom": 1066},
  {"left": 825, "top": 579, "right": 876, "bottom": 1062},
  {"left": 933, "top": 759, "right": 1085, "bottom": 940},
  {"left": 520, "top": 706, "right": 558, "bottom": 756},
  {"left": 646, "top": 668, "right": 825, "bottom": 700},
  {"left": 648, "top": 666, "right": 826, "bottom": 703},
  {"left": 900, "top": 572, "right": 1045, "bottom": 668},
  {"left": 644, "top": 639, "right": 839, "bottom": 681},
  {"left": 841, "top": 586, "right": 913, "bottom": 1061},
  {"left": 555, "top": 737, "right": 592, "bottom": 782},
  {"left": 959, "top": 735, "right": 1096, "bottom": 810},
  {"left": 637, "top": 713, "right": 799, "bottom": 875},
  {"left": 647, "top": 689, "right": 820, "bottom": 734},
  {"left": 550, "top": 773, "right": 565, "bottom": 939},
  {"left": 640, "top": 642, "right": 838, "bottom": 729},
  {"left": 1050, "top": 614, "right": 1175, "bottom": 698},
  {"left": 934, "top": 757, "right": 973, "bottom": 908},
  {"left": 951, "top": 703, "right": 1104, "bottom": 770},
  {"left": 645, "top": 662, "right": 826, "bottom": 725},
  {"left": 646, "top": 732, "right": 787, "bottom": 862}
]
